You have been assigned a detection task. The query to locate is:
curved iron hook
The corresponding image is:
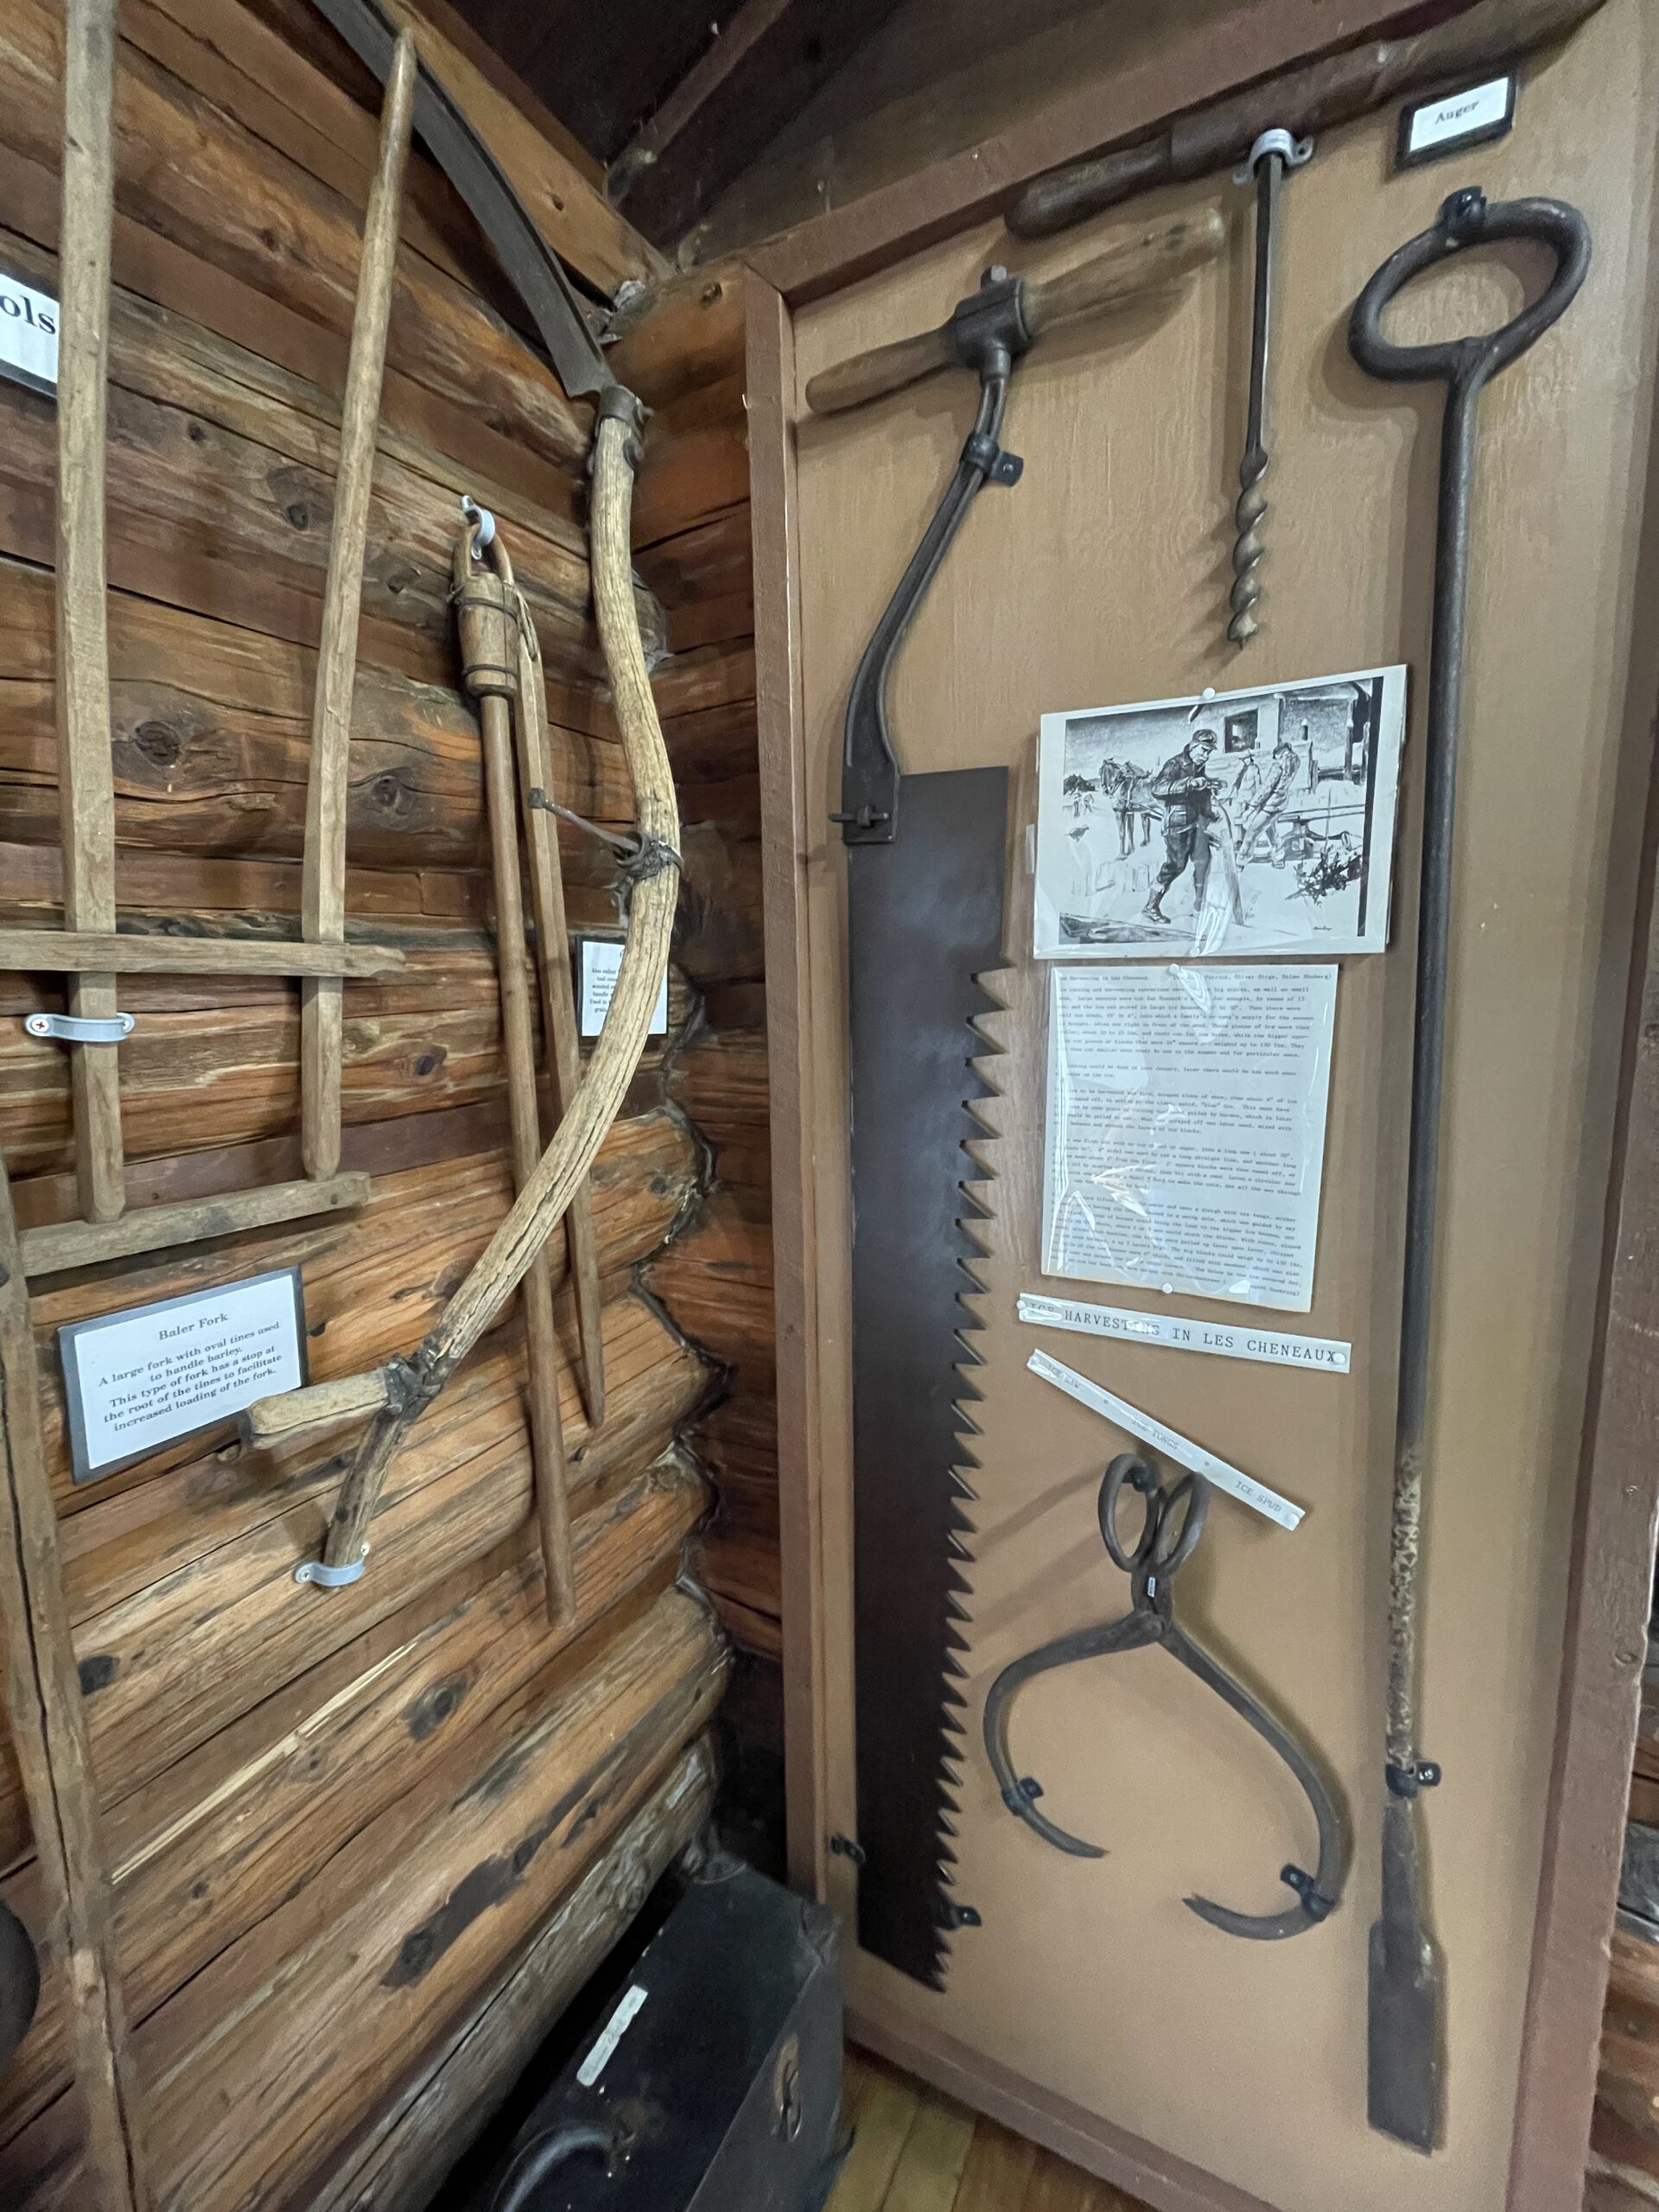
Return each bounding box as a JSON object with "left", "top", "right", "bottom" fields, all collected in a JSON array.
[{"left": 981, "top": 1453, "right": 1348, "bottom": 1939}]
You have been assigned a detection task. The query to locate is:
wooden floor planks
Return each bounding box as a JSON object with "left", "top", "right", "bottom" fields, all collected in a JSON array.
[{"left": 830, "top": 2050, "right": 1153, "bottom": 2212}]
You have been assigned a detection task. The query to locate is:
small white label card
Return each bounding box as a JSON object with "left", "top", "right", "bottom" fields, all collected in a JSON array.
[
  {"left": 1027, "top": 1348, "right": 1304, "bottom": 1529},
  {"left": 0, "top": 269, "right": 59, "bottom": 397},
  {"left": 577, "top": 1984, "right": 647, "bottom": 2087},
  {"left": 577, "top": 938, "right": 669, "bottom": 1039},
  {"left": 59, "top": 1267, "right": 308, "bottom": 1483},
  {"left": 1018, "top": 1292, "right": 1351, "bottom": 1374},
  {"left": 1397, "top": 74, "right": 1516, "bottom": 168}
]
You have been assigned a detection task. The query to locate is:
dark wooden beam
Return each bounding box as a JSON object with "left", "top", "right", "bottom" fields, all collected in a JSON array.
[{"left": 607, "top": 0, "right": 908, "bottom": 246}]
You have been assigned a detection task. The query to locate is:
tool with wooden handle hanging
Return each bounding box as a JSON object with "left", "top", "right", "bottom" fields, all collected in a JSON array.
[
  {"left": 451, "top": 512, "right": 588, "bottom": 1629},
  {"left": 1004, "top": 0, "right": 1610, "bottom": 242},
  {"left": 813, "top": 214, "right": 1224, "bottom": 1991},
  {"left": 804, "top": 213, "right": 1224, "bottom": 416},
  {"left": 241, "top": 0, "right": 676, "bottom": 1597},
  {"left": 1349, "top": 185, "right": 1590, "bottom": 2154}
]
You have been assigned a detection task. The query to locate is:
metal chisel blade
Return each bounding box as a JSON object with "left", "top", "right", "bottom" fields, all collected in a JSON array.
[
  {"left": 847, "top": 765, "right": 1007, "bottom": 1988},
  {"left": 1368, "top": 1796, "right": 1445, "bottom": 2150}
]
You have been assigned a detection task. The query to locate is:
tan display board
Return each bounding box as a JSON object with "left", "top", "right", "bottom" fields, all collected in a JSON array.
[{"left": 766, "top": 6, "right": 1659, "bottom": 2207}]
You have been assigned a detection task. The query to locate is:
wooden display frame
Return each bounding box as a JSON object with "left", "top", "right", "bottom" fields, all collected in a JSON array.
[
  {"left": 10, "top": 27, "right": 417, "bottom": 1282},
  {"left": 747, "top": 4, "right": 1659, "bottom": 2208}
]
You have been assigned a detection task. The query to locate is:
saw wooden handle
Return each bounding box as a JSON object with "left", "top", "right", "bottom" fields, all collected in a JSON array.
[
  {"left": 803, "top": 210, "right": 1225, "bottom": 416},
  {"left": 1008, "top": 0, "right": 1608, "bottom": 238}
]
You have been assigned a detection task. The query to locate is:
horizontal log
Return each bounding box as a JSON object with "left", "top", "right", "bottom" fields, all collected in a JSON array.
[
  {"left": 0, "top": 136, "right": 580, "bottom": 540},
  {"left": 648, "top": 1184, "right": 775, "bottom": 1394},
  {"left": 709, "top": 1590, "right": 783, "bottom": 1662},
  {"left": 143, "top": 0, "right": 650, "bottom": 300},
  {"left": 67, "top": 1292, "right": 710, "bottom": 1818},
  {"left": 664, "top": 702, "right": 762, "bottom": 832},
  {"left": 308, "top": 1732, "right": 716, "bottom": 2212},
  {"left": 0, "top": 237, "right": 643, "bottom": 690},
  {"left": 676, "top": 823, "right": 765, "bottom": 988},
  {"left": 691, "top": 1392, "right": 779, "bottom": 1494},
  {"left": 638, "top": 502, "right": 753, "bottom": 614},
  {"left": 368, "top": 0, "right": 658, "bottom": 296},
  {"left": 0, "top": 949, "right": 699, "bottom": 1188},
  {"left": 608, "top": 263, "right": 747, "bottom": 410},
  {"left": 33, "top": 1113, "right": 697, "bottom": 1519},
  {"left": 648, "top": 637, "right": 756, "bottom": 725},
  {"left": 0, "top": 0, "right": 591, "bottom": 474},
  {"left": 667, "top": 591, "right": 754, "bottom": 657},
  {"left": 0, "top": 1455, "right": 706, "bottom": 2140},
  {"left": 671, "top": 1020, "right": 769, "bottom": 1137},
  {"left": 0, "top": 1584, "right": 728, "bottom": 2209},
  {"left": 155, "top": 1587, "right": 724, "bottom": 2212},
  {"left": 121, "top": 0, "right": 476, "bottom": 290},
  {"left": 694, "top": 1525, "right": 781, "bottom": 1622},
  {"left": 20, "top": 1170, "right": 370, "bottom": 1276},
  {"left": 0, "top": 929, "right": 405, "bottom": 978},
  {"left": 652, "top": 370, "right": 747, "bottom": 442},
  {"left": 0, "top": 963, "right": 504, "bottom": 1176},
  {"left": 634, "top": 423, "right": 751, "bottom": 553},
  {"left": 0, "top": 662, "right": 627, "bottom": 869}
]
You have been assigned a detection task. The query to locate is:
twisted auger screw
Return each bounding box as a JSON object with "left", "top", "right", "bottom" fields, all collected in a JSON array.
[{"left": 1228, "top": 128, "right": 1312, "bottom": 646}]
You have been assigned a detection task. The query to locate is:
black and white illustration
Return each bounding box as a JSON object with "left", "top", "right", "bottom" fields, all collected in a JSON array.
[{"left": 1033, "top": 665, "right": 1407, "bottom": 958}]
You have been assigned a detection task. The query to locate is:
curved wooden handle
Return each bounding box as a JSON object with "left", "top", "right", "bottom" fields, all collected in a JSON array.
[
  {"left": 241, "top": 1368, "right": 392, "bottom": 1447},
  {"left": 265, "top": 414, "right": 682, "bottom": 1576},
  {"left": 802, "top": 211, "right": 1225, "bottom": 418},
  {"left": 804, "top": 321, "right": 956, "bottom": 415},
  {"left": 1025, "top": 209, "right": 1226, "bottom": 334},
  {"left": 1010, "top": 140, "right": 1168, "bottom": 238}
]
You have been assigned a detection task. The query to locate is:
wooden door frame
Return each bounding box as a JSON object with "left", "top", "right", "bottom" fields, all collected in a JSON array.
[{"left": 743, "top": 4, "right": 1659, "bottom": 2203}]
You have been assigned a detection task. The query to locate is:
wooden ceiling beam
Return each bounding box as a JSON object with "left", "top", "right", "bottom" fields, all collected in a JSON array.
[{"left": 607, "top": 0, "right": 906, "bottom": 246}]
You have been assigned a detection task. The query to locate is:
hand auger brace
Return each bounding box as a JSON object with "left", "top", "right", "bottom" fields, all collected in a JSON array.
[{"left": 982, "top": 1452, "right": 1348, "bottom": 1942}]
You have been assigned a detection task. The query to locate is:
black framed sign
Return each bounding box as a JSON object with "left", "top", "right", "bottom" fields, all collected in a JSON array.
[
  {"left": 1396, "top": 73, "right": 1518, "bottom": 169},
  {"left": 58, "top": 1266, "right": 309, "bottom": 1484}
]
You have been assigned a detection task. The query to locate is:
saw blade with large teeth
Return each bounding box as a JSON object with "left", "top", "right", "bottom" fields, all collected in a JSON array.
[{"left": 845, "top": 766, "right": 1007, "bottom": 1989}]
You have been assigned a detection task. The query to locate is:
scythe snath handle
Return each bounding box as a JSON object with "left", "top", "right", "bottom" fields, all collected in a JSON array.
[
  {"left": 803, "top": 210, "right": 1226, "bottom": 416},
  {"left": 244, "top": 415, "right": 680, "bottom": 1579}
]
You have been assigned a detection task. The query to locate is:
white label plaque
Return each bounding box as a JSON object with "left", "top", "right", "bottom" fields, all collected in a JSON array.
[
  {"left": 1027, "top": 1348, "right": 1304, "bottom": 1530},
  {"left": 59, "top": 1267, "right": 307, "bottom": 1482},
  {"left": 1018, "top": 1292, "right": 1351, "bottom": 1373},
  {"left": 0, "top": 269, "right": 59, "bottom": 397},
  {"left": 577, "top": 938, "right": 669, "bottom": 1039},
  {"left": 1398, "top": 74, "right": 1516, "bottom": 166}
]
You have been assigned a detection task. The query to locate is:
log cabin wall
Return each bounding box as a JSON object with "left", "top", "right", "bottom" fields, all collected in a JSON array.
[
  {"left": 0, "top": 2, "right": 766, "bottom": 2202},
  {"left": 616, "top": 275, "right": 784, "bottom": 1841}
]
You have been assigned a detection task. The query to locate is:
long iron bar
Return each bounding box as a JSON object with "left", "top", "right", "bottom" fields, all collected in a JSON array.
[{"left": 1349, "top": 186, "right": 1590, "bottom": 2153}]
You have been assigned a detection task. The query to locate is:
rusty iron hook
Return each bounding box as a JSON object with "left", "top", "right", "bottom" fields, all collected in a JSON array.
[{"left": 982, "top": 1452, "right": 1348, "bottom": 1940}]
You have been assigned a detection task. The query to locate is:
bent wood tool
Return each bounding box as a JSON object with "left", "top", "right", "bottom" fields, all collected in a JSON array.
[
  {"left": 982, "top": 1453, "right": 1346, "bottom": 1939},
  {"left": 817, "top": 216, "right": 1224, "bottom": 1990},
  {"left": 242, "top": 0, "right": 677, "bottom": 1592},
  {"left": 1350, "top": 187, "right": 1590, "bottom": 2152}
]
